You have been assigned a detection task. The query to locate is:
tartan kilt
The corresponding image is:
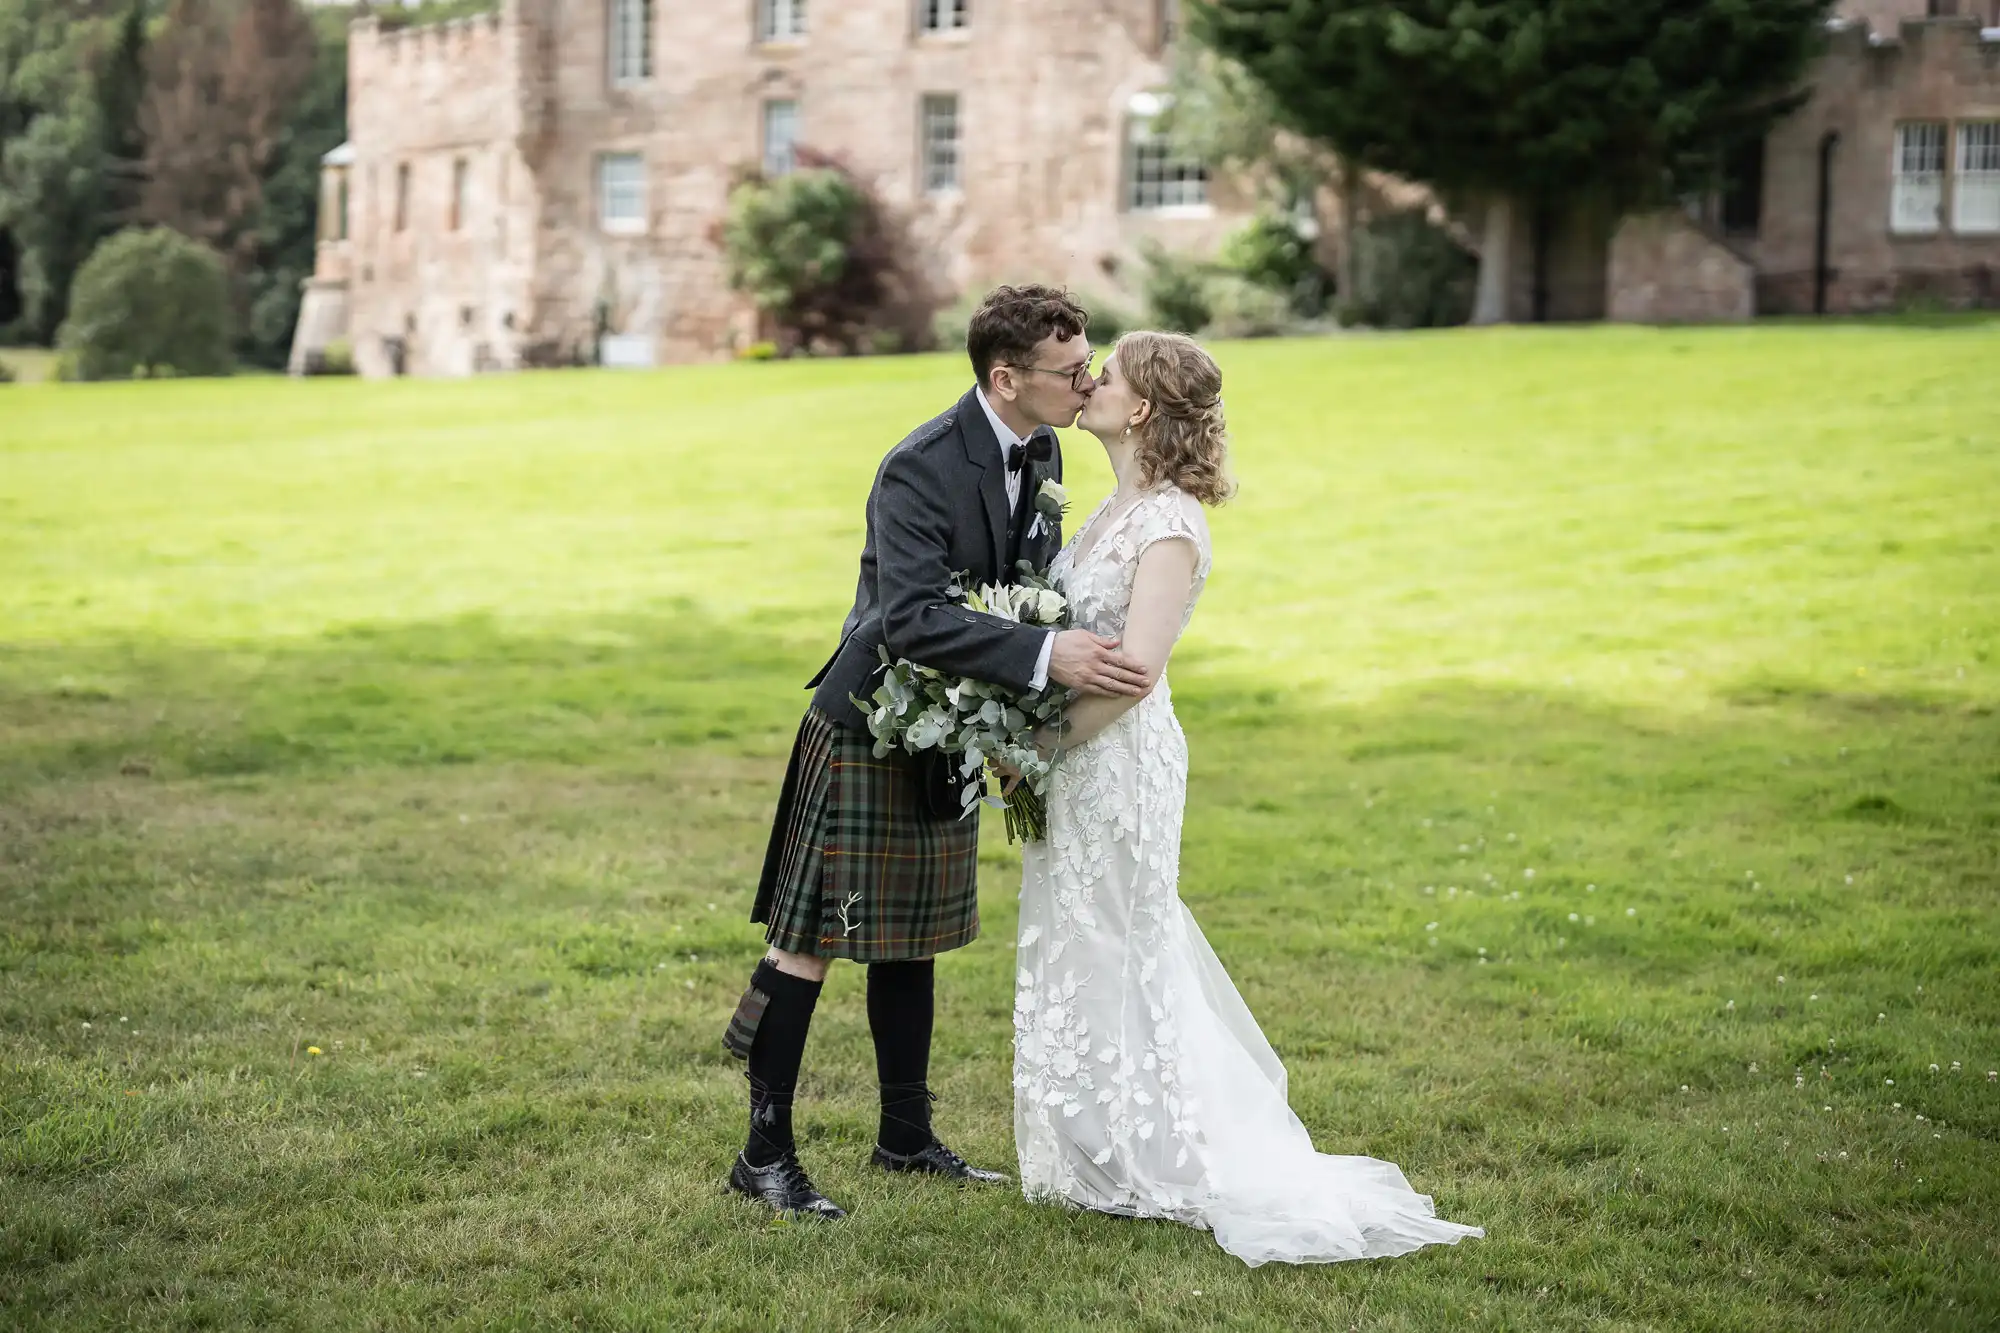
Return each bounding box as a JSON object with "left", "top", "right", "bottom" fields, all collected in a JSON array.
[{"left": 751, "top": 705, "right": 981, "bottom": 962}]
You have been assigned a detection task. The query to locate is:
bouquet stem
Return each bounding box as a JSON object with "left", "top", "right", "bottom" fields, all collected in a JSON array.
[{"left": 1001, "top": 783, "right": 1047, "bottom": 844}]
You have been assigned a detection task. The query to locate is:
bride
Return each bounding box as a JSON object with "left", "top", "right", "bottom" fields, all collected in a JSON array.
[{"left": 1013, "top": 331, "right": 1485, "bottom": 1266}]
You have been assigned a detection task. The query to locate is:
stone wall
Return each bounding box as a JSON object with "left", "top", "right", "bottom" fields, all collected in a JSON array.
[
  {"left": 1607, "top": 213, "right": 1756, "bottom": 323},
  {"left": 343, "top": 11, "right": 541, "bottom": 376},
  {"left": 335, "top": 0, "right": 1252, "bottom": 377},
  {"left": 1749, "top": 18, "right": 2000, "bottom": 314}
]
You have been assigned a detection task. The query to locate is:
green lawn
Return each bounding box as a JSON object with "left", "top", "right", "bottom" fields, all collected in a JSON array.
[{"left": 2, "top": 323, "right": 1997, "bottom": 1331}]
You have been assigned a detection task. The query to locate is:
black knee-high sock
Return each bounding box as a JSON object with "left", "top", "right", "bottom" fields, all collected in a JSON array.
[
  {"left": 867, "top": 958, "right": 936, "bottom": 1155},
  {"left": 743, "top": 961, "right": 823, "bottom": 1168}
]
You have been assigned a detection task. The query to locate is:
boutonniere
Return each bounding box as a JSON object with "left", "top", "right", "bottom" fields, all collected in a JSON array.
[
  {"left": 1028, "top": 479, "right": 1068, "bottom": 542},
  {"left": 1034, "top": 479, "right": 1068, "bottom": 524}
]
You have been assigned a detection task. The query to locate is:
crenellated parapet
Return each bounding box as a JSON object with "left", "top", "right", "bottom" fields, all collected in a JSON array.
[
  {"left": 351, "top": 10, "right": 503, "bottom": 66},
  {"left": 1822, "top": 12, "right": 2000, "bottom": 63}
]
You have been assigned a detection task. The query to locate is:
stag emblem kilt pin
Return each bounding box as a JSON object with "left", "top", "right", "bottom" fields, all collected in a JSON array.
[{"left": 728, "top": 385, "right": 1064, "bottom": 1048}]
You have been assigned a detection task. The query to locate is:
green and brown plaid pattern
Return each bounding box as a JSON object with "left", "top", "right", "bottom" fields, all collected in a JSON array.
[{"left": 751, "top": 707, "right": 980, "bottom": 962}]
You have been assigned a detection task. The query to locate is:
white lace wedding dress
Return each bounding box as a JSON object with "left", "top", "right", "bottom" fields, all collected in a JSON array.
[{"left": 1014, "top": 485, "right": 1485, "bottom": 1267}]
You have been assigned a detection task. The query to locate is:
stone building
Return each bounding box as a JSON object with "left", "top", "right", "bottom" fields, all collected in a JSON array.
[
  {"left": 293, "top": 0, "right": 2000, "bottom": 373},
  {"left": 1521, "top": 3, "right": 2000, "bottom": 323},
  {"left": 292, "top": 0, "right": 1246, "bottom": 377}
]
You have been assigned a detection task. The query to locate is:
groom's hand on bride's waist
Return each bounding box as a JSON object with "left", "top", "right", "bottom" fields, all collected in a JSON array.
[{"left": 1048, "top": 630, "right": 1150, "bottom": 698}]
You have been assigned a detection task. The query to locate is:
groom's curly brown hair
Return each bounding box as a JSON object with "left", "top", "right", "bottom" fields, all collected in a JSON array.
[{"left": 966, "top": 285, "right": 1090, "bottom": 390}]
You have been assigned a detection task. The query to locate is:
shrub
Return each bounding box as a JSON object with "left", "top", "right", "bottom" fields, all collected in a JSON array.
[
  {"left": 1221, "top": 213, "right": 1332, "bottom": 316},
  {"left": 57, "top": 228, "right": 233, "bottom": 381},
  {"left": 721, "top": 155, "right": 934, "bottom": 355},
  {"left": 1203, "top": 273, "right": 1294, "bottom": 339},
  {"left": 736, "top": 340, "right": 780, "bottom": 361},
  {"left": 931, "top": 294, "right": 980, "bottom": 355},
  {"left": 301, "top": 338, "right": 355, "bottom": 377},
  {"left": 1140, "top": 244, "right": 1214, "bottom": 334},
  {"left": 1349, "top": 210, "right": 1477, "bottom": 330},
  {"left": 0, "top": 359, "right": 14, "bottom": 385},
  {"left": 1081, "top": 296, "right": 1133, "bottom": 346}
]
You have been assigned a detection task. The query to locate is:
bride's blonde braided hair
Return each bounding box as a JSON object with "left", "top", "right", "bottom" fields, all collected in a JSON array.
[{"left": 1115, "top": 331, "right": 1235, "bottom": 506}]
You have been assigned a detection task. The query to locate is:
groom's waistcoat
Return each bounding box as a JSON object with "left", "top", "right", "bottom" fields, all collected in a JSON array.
[{"left": 808, "top": 385, "right": 1064, "bottom": 727}]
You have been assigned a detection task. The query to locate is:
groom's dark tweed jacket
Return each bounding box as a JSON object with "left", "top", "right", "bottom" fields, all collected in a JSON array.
[
  {"left": 808, "top": 384, "right": 1065, "bottom": 722},
  {"left": 743, "top": 385, "right": 1064, "bottom": 965}
]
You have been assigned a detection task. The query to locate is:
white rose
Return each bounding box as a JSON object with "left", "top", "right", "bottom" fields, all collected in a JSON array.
[
  {"left": 1037, "top": 589, "right": 1067, "bottom": 623},
  {"left": 1038, "top": 479, "right": 1068, "bottom": 507}
]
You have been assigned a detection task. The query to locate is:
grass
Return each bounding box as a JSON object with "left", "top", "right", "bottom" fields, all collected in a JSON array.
[{"left": 2, "top": 320, "right": 1997, "bottom": 1331}]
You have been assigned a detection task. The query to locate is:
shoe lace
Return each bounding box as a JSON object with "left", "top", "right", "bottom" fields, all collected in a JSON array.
[
  {"left": 925, "top": 1140, "right": 968, "bottom": 1171},
  {"left": 775, "top": 1151, "right": 819, "bottom": 1197}
]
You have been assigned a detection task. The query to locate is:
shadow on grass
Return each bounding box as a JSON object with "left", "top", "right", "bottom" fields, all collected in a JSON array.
[
  {"left": 4, "top": 604, "right": 1995, "bottom": 850},
  {"left": 0, "top": 603, "right": 819, "bottom": 789}
]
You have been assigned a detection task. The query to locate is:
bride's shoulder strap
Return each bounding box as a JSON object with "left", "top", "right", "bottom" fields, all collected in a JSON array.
[{"left": 1133, "top": 487, "right": 1211, "bottom": 572}]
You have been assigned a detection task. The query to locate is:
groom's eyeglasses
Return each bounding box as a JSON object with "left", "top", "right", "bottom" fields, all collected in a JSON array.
[{"left": 1007, "top": 354, "right": 1097, "bottom": 393}]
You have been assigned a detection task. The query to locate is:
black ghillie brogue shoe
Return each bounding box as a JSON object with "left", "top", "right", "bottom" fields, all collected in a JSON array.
[
  {"left": 870, "top": 1139, "right": 1009, "bottom": 1184},
  {"left": 727, "top": 1153, "right": 848, "bottom": 1220}
]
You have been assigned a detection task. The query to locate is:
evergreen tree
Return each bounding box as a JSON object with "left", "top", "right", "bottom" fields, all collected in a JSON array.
[
  {"left": 94, "top": 0, "right": 149, "bottom": 228},
  {"left": 1191, "top": 0, "right": 1835, "bottom": 320}
]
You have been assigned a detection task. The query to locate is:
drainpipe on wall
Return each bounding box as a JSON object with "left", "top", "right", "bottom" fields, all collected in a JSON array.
[{"left": 1814, "top": 130, "right": 1841, "bottom": 316}]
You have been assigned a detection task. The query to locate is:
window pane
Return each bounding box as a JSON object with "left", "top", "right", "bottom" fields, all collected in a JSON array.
[
  {"left": 764, "top": 101, "right": 799, "bottom": 177},
  {"left": 1892, "top": 123, "right": 1945, "bottom": 234},
  {"left": 922, "top": 94, "right": 959, "bottom": 192},
  {"left": 599, "top": 153, "right": 645, "bottom": 228},
  {"left": 1955, "top": 121, "right": 2000, "bottom": 234},
  {"left": 759, "top": 0, "right": 805, "bottom": 41},
  {"left": 1126, "top": 112, "right": 1206, "bottom": 211},
  {"left": 610, "top": 0, "right": 652, "bottom": 84},
  {"left": 922, "top": 0, "right": 967, "bottom": 30}
]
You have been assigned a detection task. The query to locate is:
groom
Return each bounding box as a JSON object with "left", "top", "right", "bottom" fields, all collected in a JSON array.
[{"left": 722, "top": 285, "right": 1150, "bottom": 1219}]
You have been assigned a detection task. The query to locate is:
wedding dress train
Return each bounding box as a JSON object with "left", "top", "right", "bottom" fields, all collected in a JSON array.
[{"left": 1014, "top": 486, "right": 1484, "bottom": 1266}]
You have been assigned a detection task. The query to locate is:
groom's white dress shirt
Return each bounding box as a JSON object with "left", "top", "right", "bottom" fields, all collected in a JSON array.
[{"left": 976, "top": 387, "right": 1056, "bottom": 692}]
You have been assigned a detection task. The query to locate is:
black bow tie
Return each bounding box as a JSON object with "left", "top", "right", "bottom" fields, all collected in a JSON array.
[{"left": 1007, "top": 435, "right": 1053, "bottom": 474}]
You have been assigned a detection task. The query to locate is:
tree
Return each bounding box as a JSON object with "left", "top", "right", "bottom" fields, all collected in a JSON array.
[
  {"left": 0, "top": 0, "right": 133, "bottom": 342},
  {"left": 57, "top": 225, "right": 233, "bottom": 379},
  {"left": 94, "top": 1, "right": 149, "bottom": 229},
  {"left": 1192, "top": 0, "right": 1834, "bottom": 321},
  {"left": 241, "top": 1, "right": 348, "bottom": 367},
  {"left": 140, "top": 0, "right": 313, "bottom": 344}
]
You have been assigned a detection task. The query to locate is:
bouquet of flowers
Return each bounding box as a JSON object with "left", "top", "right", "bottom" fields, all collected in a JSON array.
[{"left": 853, "top": 481, "right": 1071, "bottom": 843}]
